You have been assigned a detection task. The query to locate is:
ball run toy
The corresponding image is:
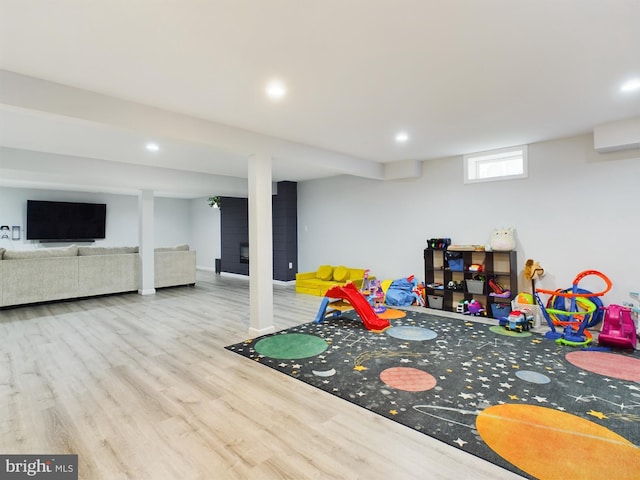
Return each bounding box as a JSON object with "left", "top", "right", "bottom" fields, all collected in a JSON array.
[{"left": 535, "top": 270, "right": 612, "bottom": 347}]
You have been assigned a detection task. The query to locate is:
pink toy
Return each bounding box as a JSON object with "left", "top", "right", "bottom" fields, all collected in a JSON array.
[{"left": 598, "top": 304, "right": 637, "bottom": 350}]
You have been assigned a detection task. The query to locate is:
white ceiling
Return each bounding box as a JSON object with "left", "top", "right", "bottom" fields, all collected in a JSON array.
[{"left": 1, "top": 0, "right": 639, "bottom": 198}]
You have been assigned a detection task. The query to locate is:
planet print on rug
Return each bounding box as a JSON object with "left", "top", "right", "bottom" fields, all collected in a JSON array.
[
  {"left": 254, "top": 333, "right": 328, "bottom": 359},
  {"left": 380, "top": 367, "right": 437, "bottom": 392}
]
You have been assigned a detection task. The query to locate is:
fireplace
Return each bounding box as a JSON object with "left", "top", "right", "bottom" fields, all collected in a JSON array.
[{"left": 239, "top": 243, "right": 249, "bottom": 264}]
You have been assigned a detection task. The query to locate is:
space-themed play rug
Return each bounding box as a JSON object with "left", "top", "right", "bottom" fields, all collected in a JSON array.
[{"left": 225, "top": 310, "right": 640, "bottom": 479}]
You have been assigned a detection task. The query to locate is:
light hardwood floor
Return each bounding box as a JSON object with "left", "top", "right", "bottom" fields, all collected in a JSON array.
[{"left": 0, "top": 272, "right": 524, "bottom": 479}]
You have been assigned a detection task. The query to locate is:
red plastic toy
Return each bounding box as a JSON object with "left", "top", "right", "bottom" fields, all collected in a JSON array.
[{"left": 316, "top": 282, "right": 391, "bottom": 332}]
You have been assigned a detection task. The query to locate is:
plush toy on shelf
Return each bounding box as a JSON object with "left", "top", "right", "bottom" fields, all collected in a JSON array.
[{"left": 487, "top": 227, "right": 516, "bottom": 251}]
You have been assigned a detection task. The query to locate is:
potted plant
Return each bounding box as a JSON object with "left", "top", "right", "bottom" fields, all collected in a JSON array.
[{"left": 207, "top": 196, "right": 221, "bottom": 209}]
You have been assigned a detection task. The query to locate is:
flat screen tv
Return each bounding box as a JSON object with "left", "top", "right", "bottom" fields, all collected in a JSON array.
[{"left": 26, "top": 200, "right": 107, "bottom": 241}]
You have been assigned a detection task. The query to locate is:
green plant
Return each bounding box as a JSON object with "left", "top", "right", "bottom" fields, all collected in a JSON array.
[{"left": 208, "top": 196, "right": 221, "bottom": 209}]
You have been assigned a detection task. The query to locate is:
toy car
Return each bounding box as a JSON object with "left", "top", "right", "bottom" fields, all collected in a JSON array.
[{"left": 500, "top": 308, "right": 534, "bottom": 332}]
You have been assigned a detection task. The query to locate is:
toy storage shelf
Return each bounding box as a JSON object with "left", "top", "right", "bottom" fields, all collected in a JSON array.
[{"left": 423, "top": 248, "right": 518, "bottom": 319}]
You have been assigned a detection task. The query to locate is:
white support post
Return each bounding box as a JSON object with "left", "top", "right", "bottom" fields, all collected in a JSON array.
[
  {"left": 247, "top": 152, "right": 275, "bottom": 337},
  {"left": 138, "top": 189, "right": 156, "bottom": 295}
]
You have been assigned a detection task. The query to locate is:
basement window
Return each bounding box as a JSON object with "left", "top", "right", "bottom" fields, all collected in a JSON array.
[{"left": 464, "top": 145, "right": 528, "bottom": 184}]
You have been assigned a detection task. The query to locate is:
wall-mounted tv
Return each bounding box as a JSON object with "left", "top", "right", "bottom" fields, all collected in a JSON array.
[{"left": 26, "top": 200, "right": 107, "bottom": 241}]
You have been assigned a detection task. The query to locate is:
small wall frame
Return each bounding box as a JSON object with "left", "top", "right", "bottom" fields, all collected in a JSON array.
[{"left": 11, "top": 226, "right": 20, "bottom": 240}]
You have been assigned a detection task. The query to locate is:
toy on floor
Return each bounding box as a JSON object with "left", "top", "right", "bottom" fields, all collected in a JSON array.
[
  {"left": 360, "top": 269, "right": 371, "bottom": 294},
  {"left": 314, "top": 282, "right": 390, "bottom": 332},
  {"left": 457, "top": 299, "right": 485, "bottom": 316},
  {"left": 413, "top": 282, "right": 427, "bottom": 307},
  {"left": 385, "top": 275, "right": 423, "bottom": 307},
  {"left": 500, "top": 308, "right": 534, "bottom": 332},
  {"left": 367, "top": 279, "right": 387, "bottom": 313},
  {"left": 516, "top": 292, "right": 534, "bottom": 304},
  {"left": 535, "top": 270, "right": 612, "bottom": 347},
  {"left": 598, "top": 304, "right": 637, "bottom": 350}
]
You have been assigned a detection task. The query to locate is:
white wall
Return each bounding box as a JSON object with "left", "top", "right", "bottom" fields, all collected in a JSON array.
[
  {"left": 297, "top": 133, "right": 640, "bottom": 306},
  {"left": 154, "top": 197, "right": 191, "bottom": 247},
  {"left": 0, "top": 187, "right": 206, "bottom": 251},
  {"left": 189, "top": 197, "right": 221, "bottom": 270}
]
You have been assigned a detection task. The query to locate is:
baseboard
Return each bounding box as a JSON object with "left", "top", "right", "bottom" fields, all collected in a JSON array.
[
  {"left": 197, "top": 266, "right": 216, "bottom": 272},
  {"left": 216, "top": 271, "right": 295, "bottom": 285},
  {"left": 248, "top": 325, "right": 276, "bottom": 337}
]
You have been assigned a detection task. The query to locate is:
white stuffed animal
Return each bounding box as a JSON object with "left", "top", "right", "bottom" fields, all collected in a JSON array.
[{"left": 488, "top": 227, "right": 516, "bottom": 251}]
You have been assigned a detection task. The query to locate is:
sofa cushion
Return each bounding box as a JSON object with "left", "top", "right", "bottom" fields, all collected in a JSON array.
[
  {"left": 316, "top": 265, "right": 333, "bottom": 281},
  {"left": 348, "top": 268, "right": 367, "bottom": 280},
  {"left": 300, "top": 278, "right": 338, "bottom": 289},
  {"left": 155, "top": 244, "right": 190, "bottom": 252},
  {"left": 333, "top": 265, "right": 350, "bottom": 282},
  {"left": 3, "top": 245, "right": 78, "bottom": 259},
  {"left": 78, "top": 246, "right": 139, "bottom": 256},
  {"left": 0, "top": 247, "right": 4, "bottom": 259}
]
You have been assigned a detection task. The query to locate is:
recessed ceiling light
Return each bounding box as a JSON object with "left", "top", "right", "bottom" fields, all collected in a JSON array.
[
  {"left": 620, "top": 79, "right": 640, "bottom": 92},
  {"left": 266, "top": 81, "right": 286, "bottom": 100},
  {"left": 395, "top": 132, "right": 409, "bottom": 143},
  {"left": 145, "top": 142, "right": 160, "bottom": 152}
]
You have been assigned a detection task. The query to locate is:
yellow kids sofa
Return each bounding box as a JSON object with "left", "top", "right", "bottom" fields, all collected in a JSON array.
[{"left": 295, "top": 265, "right": 371, "bottom": 296}]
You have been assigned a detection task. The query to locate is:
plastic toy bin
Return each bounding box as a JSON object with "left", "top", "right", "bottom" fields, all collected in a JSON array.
[
  {"left": 448, "top": 259, "right": 464, "bottom": 271},
  {"left": 427, "top": 295, "right": 444, "bottom": 309},
  {"left": 445, "top": 252, "right": 464, "bottom": 272},
  {"left": 465, "top": 279, "right": 485, "bottom": 294},
  {"left": 491, "top": 302, "right": 511, "bottom": 318}
]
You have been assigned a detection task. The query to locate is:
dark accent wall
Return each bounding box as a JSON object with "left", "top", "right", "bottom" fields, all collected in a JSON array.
[
  {"left": 219, "top": 181, "right": 298, "bottom": 281},
  {"left": 272, "top": 181, "right": 298, "bottom": 281},
  {"left": 219, "top": 197, "right": 249, "bottom": 276}
]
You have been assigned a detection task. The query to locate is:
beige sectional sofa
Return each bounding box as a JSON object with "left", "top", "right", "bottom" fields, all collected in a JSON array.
[{"left": 0, "top": 244, "right": 196, "bottom": 307}]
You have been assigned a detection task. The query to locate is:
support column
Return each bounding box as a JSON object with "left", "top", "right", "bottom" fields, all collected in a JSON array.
[
  {"left": 138, "top": 189, "right": 156, "bottom": 295},
  {"left": 248, "top": 152, "right": 275, "bottom": 337}
]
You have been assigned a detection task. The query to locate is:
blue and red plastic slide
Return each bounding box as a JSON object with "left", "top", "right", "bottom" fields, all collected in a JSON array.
[{"left": 314, "top": 282, "right": 390, "bottom": 333}]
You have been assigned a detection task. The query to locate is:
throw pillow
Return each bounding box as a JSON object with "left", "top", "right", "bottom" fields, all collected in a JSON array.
[
  {"left": 316, "top": 265, "right": 333, "bottom": 281},
  {"left": 333, "top": 266, "right": 350, "bottom": 282}
]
